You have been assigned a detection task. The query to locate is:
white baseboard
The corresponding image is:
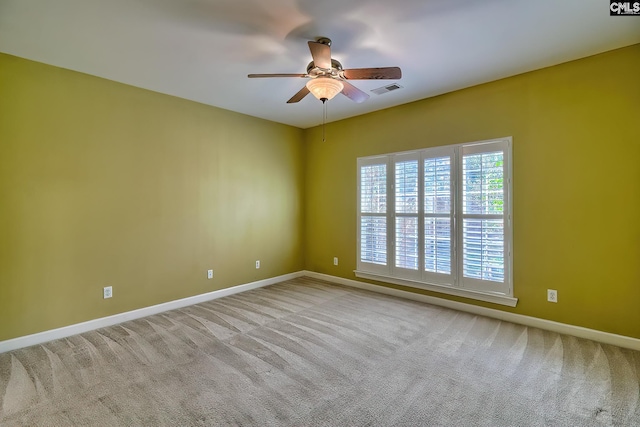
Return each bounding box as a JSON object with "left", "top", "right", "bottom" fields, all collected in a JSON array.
[
  {"left": 4, "top": 270, "right": 638, "bottom": 354},
  {"left": 0, "top": 271, "right": 305, "bottom": 354},
  {"left": 303, "top": 271, "right": 640, "bottom": 352}
]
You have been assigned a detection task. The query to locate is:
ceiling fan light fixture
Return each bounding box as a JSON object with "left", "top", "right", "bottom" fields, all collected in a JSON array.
[{"left": 306, "top": 77, "right": 344, "bottom": 101}]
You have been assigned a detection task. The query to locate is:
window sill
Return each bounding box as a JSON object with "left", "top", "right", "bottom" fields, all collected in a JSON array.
[{"left": 353, "top": 271, "right": 518, "bottom": 307}]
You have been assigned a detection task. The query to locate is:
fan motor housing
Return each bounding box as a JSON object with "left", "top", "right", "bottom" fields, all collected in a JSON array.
[{"left": 307, "top": 59, "right": 343, "bottom": 76}]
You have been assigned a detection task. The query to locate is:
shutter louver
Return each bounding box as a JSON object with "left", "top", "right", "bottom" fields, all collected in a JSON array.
[
  {"left": 425, "top": 218, "right": 451, "bottom": 274},
  {"left": 360, "top": 164, "right": 387, "bottom": 214},
  {"left": 396, "top": 217, "right": 418, "bottom": 269},
  {"left": 361, "top": 217, "right": 387, "bottom": 265},
  {"left": 462, "top": 219, "right": 504, "bottom": 282},
  {"left": 395, "top": 161, "right": 418, "bottom": 214}
]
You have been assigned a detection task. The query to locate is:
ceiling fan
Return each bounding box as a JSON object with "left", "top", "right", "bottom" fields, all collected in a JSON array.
[{"left": 248, "top": 37, "right": 402, "bottom": 104}]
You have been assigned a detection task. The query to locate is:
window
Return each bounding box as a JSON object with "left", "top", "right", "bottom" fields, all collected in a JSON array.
[{"left": 356, "top": 137, "right": 515, "bottom": 306}]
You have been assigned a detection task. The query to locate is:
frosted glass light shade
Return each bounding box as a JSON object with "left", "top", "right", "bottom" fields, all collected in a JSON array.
[{"left": 306, "top": 77, "right": 344, "bottom": 101}]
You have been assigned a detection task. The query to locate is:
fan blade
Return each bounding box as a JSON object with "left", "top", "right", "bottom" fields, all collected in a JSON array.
[
  {"left": 341, "top": 81, "right": 369, "bottom": 103},
  {"left": 287, "top": 85, "right": 310, "bottom": 103},
  {"left": 308, "top": 41, "right": 331, "bottom": 69},
  {"left": 248, "top": 73, "right": 307, "bottom": 78},
  {"left": 342, "top": 67, "right": 402, "bottom": 80}
]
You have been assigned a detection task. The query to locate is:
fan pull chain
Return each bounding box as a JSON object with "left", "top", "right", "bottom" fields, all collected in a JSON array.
[{"left": 322, "top": 99, "right": 327, "bottom": 142}]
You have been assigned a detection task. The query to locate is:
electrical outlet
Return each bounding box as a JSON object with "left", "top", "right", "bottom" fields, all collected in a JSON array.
[
  {"left": 207, "top": 269, "right": 213, "bottom": 279},
  {"left": 256, "top": 260, "right": 260, "bottom": 269},
  {"left": 333, "top": 257, "right": 338, "bottom": 266},
  {"left": 103, "top": 286, "right": 112, "bottom": 299},
  {"left": 547, "top": 289, "right": 558, "bottom": 303}
]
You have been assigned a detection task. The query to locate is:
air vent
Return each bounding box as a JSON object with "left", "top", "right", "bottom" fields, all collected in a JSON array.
[{"left": 371, "top": 83, "right": 403, "bottom": 95}]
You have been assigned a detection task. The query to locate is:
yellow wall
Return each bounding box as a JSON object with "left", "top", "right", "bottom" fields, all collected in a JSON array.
[
  {"left": 304, "top": 44, "right": 640, "bottom": 339},
  {"left": 0, "top": 54, "right": 305, "bottom": 341},
  {"left": 1, "top": 44, "right": 639, "bottom": 343}
]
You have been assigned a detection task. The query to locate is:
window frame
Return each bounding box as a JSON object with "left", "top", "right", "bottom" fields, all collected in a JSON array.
[{"left": 356, "top": 137, "right": 516, "bottom": 307}]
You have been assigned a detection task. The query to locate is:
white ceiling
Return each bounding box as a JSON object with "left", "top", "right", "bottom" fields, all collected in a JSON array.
[{"left": 1, "top": 0, "right": 639, "bottom": 129}]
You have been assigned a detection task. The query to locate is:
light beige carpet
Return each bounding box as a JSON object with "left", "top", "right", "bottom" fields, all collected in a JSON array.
[{"left": 0, "top": 277, "right": 638, "bottom": 426}]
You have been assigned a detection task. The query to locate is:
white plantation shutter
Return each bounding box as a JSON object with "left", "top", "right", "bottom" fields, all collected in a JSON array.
[
  {"left": 357, "top": 158, "right": 389, "bottom": 274},
  {"left": 459, "top": 141, "right": 510, "bottom": 294},
  {"left": 393, "top": 154, "right": 420, "bottom": 279},
  {"left": 357, "top": 138, "right": 512, "bottom": 302},
  {"left": 423, "top": 151, "right": 454, "bottom": 283}
]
